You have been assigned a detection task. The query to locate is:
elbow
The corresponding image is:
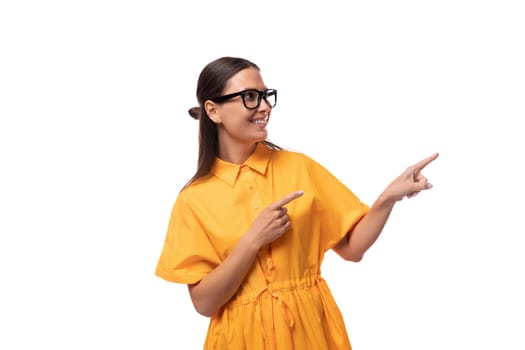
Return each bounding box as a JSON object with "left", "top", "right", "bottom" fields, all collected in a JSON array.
[
  {"left": 344, "top": 253, "right": 363, "bottom": 263},
  {"left": 334, "top": 239, "right": 364, "bottom": 262},
  {"left": 190, "top": 294, "right": 216, "bottom": 317},
  {"left": 188, "top": 283, "right": 216, "bottom": 318},
  {"left": 348, "top": 254, "right": 363, "bottom": 263},
  {"left": 335, "top": 248, "right": 364, "bottom": 262},
  {"left": 193, "top": 302, "right": 214, "bottom": 318},
  {"left": 340, "top": 248, "right": 364, "bottom": 262}
]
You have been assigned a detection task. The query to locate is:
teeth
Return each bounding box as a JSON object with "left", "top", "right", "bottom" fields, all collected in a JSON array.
[{"left": 252, "top": 116, "right": 268, "bottom": 124}]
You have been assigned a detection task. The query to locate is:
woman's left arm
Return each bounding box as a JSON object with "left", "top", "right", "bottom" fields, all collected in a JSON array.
[{"left": 333, "top": 153, "right": 439, "bottom": 262}]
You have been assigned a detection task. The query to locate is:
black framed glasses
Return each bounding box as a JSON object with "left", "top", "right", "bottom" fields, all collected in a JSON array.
[{"left": 210, "top": 89, "right": 277, "bottom": 109}]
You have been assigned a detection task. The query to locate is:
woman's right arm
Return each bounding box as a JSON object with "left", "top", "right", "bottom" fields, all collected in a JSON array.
[
  {"left": 188, "top": 234, "right": 259, "bottom": 317},
  {"left": 188, "top": 190, "right": 303, "bottom": 317}
]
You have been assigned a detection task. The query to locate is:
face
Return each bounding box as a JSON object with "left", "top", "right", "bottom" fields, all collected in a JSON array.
[{"left": 205, "top": 67, "right": 272, "bottom": 152}]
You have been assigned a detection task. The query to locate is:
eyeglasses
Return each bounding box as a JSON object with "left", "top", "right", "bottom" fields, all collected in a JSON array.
[{"left": 210, "top": 89, "right": 277, "bottom": 109}]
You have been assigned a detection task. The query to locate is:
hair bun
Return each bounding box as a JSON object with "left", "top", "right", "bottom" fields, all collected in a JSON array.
[{"left": 188, "top": 107, "right": 201, "bottom": 120}]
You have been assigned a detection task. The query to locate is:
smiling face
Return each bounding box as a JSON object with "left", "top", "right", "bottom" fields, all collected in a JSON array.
[{"left": 204, "top": 67, "right": 272, "bottom": 161}]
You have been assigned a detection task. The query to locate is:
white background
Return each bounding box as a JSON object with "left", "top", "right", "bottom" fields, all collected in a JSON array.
[{"left": 1, "top": 1, "right": 524, "bottom": 349}]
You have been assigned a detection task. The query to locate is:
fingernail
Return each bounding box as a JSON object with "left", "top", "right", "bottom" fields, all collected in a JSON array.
[{"left": 426, "top": 183, "right": 433, "bottom": 189}]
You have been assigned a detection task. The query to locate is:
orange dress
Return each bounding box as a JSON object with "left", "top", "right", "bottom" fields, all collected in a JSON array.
[{"left": 156, "top": 143, "right": 369, "bottom": 349}]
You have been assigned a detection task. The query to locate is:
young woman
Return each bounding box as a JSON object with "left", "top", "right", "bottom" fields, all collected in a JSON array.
[{"left": 156, "top": 56, "right": 438, "bottom": 349}]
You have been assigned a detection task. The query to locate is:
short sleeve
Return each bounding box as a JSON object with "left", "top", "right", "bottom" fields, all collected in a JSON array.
[
  {"left": 155, "top": 192, "right": 221, "bottom": 284},
  {"left": 305, "top": 156, "right": 370, "bottom": 252}
]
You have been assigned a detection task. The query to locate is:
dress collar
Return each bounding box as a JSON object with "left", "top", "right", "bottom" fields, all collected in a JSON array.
[{"left": 211, "top": 143, "right": 271, "bottom": 187}]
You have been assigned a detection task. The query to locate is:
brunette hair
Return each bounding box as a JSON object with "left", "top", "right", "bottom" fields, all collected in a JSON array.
[{"left": 185, "top": 57, "right": 281, "bottom": 186}]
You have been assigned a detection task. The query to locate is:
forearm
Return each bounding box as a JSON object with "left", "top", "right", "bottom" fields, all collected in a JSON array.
[
  {"left": 335, "top": 192, "right": 396, "bottom": 261},
  {"left": 334, "top": 153, "right": 438, "bottom": 261},
  {"left": 188, "top": 235, "right": 259, "bottom": 317},
  {"left": 188, "top": 190, "right": 304, "bottom": 317}
]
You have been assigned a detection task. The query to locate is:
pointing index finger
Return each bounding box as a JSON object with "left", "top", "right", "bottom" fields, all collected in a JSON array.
[
  {"left": 413, "top": 152, "right": 439, "bottom": 174},
  {"left": 271, "top": 190, "right": 304, "bottom": 208}
]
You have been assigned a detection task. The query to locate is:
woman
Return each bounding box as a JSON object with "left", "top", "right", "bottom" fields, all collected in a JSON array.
[{"left": 156, "top": 56, "right": 438, "bottom": 349}]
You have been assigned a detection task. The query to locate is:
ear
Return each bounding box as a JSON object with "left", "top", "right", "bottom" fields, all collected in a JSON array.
[{"left": 204, "top": 100, "right": 222, "bottom": 124}]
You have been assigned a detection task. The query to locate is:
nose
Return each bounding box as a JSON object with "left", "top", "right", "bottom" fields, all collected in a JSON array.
[{"left": 258, "top": 97, "right": 272, "bottom": 112}]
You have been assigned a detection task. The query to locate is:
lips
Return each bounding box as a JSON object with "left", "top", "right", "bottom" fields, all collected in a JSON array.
[{"left": 250, "top": 115, "right": 269, "bottom": 125}]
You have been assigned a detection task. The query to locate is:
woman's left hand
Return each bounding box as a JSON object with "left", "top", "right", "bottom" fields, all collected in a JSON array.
[{"left": 383, "top": 153, "right": 439, "bottom": 202}]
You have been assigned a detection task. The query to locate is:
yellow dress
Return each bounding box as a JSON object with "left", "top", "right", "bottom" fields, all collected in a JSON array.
[{"left": 156, "top": 143, "right": 369, "bottom": 349}]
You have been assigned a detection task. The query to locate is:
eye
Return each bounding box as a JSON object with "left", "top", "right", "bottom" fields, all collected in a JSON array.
[{"left": 243, "top": 90, "right": 259, "bottom": 101}]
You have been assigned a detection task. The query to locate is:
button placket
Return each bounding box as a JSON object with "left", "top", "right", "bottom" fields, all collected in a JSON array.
[{"left": 247, "top": 170, "right": 261, "bottom": 211}]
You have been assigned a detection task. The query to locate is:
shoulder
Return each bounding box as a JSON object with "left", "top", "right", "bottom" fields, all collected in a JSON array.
[
  {"left": 270, "top": 147, "right": 315, "bottom": 164},
  {"left": 269, "top": 147, "right": 322, "bottom": 172},
  {"left": 178, "top": 175, "right": 215, "bottom": 204}
]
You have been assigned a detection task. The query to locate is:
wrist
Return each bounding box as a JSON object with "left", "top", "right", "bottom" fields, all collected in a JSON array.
[
  {"left": 240, "top": 231, "right": 262, "bottom": 254},
  {"left": 376, "top": 190, "right": 398, "bottom": 208}
]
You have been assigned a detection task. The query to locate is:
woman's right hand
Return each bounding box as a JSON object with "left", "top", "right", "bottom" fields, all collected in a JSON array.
[
  {"left": 246, "top": 190, "right": 304, "bottom": 249},
  {"left": 188, "top": 190, "right": 304, "bottom": 317}
]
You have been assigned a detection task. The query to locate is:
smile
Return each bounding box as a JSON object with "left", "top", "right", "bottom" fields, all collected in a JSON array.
[{"left": 251, "top": 116, "right": 269, "bottom": 125}]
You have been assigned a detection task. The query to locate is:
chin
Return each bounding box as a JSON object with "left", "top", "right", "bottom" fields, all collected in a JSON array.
[{"left": 254, "top": 133, "right": 268, "bottom": 142}]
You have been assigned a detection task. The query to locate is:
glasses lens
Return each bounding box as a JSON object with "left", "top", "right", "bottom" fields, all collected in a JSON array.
[
  {"left": 241, "top": 89, "right": 277, "bottom": 109},
  {"left": 264, "top": 90, "right": 277, "bottom": 108},
  {"left": 242, "top": 90, "right": 260, "bottom": 109}
]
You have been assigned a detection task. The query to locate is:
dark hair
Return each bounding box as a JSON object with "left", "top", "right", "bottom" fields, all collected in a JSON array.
[{"left": 185, "top": 57, "right": 281, "bottom": 186}]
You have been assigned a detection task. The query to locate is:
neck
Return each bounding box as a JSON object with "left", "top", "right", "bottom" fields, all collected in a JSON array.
[{"left": 218, "top": 140, "right": 258, "bottom": 165}]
